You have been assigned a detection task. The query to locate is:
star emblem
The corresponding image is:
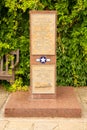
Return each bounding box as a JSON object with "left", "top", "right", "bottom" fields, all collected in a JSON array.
[{"left": 40, "top": 56, "right": 47, "bottom": 64}]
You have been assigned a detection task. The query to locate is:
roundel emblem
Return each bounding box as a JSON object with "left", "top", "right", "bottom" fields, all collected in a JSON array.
[{"left": 40, "top": 56, "right": 47, "bottom": 64}]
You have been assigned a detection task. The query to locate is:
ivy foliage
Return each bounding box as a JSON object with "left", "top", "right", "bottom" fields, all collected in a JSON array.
[{"left": 0, "top": 0, "right": 87, "bottom": 86}]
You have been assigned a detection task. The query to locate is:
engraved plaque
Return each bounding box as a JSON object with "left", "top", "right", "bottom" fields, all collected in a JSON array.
[
  {"left": 32, "top": 65, "right": 55, "bottom": 94},
  {"left": 30, "top": 12, "right": 56, "bottom": 55},
  {"left": 30, "top": 11, "right": 57, "bottom": 98}
]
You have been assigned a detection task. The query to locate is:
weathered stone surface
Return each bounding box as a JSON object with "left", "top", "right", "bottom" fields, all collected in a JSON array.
[
  {"left": 30, "top": 11, "right": 57, "bottom": 98},
  {"left": 34, "top": 122, "right": 58, "bottom": 130},
  {"left": 5, "top": 121, "right": 33, "bottom": 130},
  {"left": 0, "top": 120, "right": 9, "bottom": 130},
  {"left": 0, "top": 87, "right": 9, "bottom": 110},
  {"left": 30, "top": 11, "right": 56, "bottom": 55},
  {"left": 0, "top": 86, "right": 87, "bottom": 130},
  {"left": 84, "top": 122, "right": 87, "bottom": 130},
  {"left": 32, "top": 65, "right": 55, "bottom": 94},
  {"left": 76, "top": 87, "right": 87, "bottom": 118},
  {"left": 4, "top": 87, "right": 81, "bottom": 117},
  {"left": 59, "top": 120, "right": 84, "bottom": 130}
]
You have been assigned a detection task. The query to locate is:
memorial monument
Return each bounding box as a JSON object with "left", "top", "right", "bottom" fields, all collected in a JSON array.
[
  {"left": 30, "top": 11, "right": 56, "bottom": 99},
  {"left": 5, "top": 11, "right": 81, "bottom": 117}
]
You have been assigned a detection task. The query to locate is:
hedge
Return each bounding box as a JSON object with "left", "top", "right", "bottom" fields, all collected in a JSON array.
[{"left": 0, "top": 0, "right": 87, "bottom": 86}]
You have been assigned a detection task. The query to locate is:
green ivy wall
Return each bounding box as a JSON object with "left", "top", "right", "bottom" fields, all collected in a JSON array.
[{"left": 0, "top": 0, "right": 87, "bottom": 86}]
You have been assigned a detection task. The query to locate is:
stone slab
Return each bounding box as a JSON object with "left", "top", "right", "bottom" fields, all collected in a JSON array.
[
  {"left": 30, "top": 11, "right": 56, "bottom": 55},
  {"left": 34, "top": 122, "right": 58, "bottom": 130},
  {"left": 58, "top": 120, "right": 84, "bottom": 130},
  {"left": 0, "top": 87, "right": 9, "bottom": 110},
  {"left": 4, "top": 87, "right": 82, "bottom": 117},
  {"left": 31, "top": 65, "right": 56, "bottom": 94},
  {"left": 5, "top": 121, "right": 33, "bottom": 130},
  {"left": 0, "top": 120, "right": 9, "bottom": 130}
]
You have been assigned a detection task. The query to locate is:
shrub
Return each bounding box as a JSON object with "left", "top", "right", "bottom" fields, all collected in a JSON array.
[{"left": 0, "top": 0, "right": 87, "bottom": 87}]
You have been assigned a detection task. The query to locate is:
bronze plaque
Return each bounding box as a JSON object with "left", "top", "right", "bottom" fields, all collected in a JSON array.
[
  {"left": 30, "top": 11, "right": 56, "bottom": 55},
  {"left": 32, "top": 65, "right": 55, "bottom": 94}
]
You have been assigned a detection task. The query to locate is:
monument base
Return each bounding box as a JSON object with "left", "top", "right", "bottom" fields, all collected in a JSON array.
[{"left": 4, "top": 87, "right": 81, "bottom": 117}]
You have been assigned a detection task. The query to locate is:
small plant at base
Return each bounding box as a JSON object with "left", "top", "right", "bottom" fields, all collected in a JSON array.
[{"left": 8, "top": 77, "right": 29, "bottom": 92}]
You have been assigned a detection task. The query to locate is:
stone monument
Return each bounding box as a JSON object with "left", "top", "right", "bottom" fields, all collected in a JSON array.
[
  {"left": 30, "top": 11, "right": 56, "bottom": 99},
  {"left": 5, "top": 10, "right": 81, "bottom": 117}
]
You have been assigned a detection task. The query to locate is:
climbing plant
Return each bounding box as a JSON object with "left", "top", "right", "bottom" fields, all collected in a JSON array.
[{"left": 0, "top": 0, "right": 87, "bottom": 86}]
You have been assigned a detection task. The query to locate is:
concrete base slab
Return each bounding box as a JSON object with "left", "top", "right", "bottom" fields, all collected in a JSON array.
[{"left": 4, "top": 87, "right": 82, "bottom": 117}]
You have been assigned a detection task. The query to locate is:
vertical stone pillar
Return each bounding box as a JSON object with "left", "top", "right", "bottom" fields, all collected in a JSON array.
[{"left": 30, "top": 11, "right": 57, "bottom": 99}]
